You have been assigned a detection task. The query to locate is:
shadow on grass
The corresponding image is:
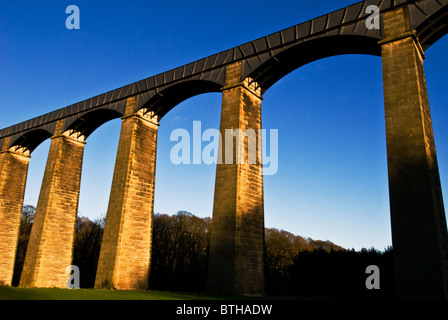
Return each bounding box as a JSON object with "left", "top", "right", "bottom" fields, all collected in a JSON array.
[{"left": 0, "top": 286, "right": 234, "bottom": 300}]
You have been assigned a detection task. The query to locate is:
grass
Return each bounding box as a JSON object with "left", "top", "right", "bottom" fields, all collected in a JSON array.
[{"left": 0, "top": 286, "right": 228, "bottom": 300}]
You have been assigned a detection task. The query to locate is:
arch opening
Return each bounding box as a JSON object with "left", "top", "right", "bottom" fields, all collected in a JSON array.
[
  {"left": 262, "top": 53, "right": 391, "bottom": 250},
  {"left": 150, "top": 91, "right": 222, "bottom": 292},
  {"left": 9, "top": 129, "right": 52, "bottom": 154},
  {"left": 64, "top": 108, "right": 124, "bottom": 140},
  {"left": 248, "top": 35, "right": 381, "bottom": 93},
  {"left": 139, "top": 80, "right": 223, "bottom": 120},
  {"left": 260, "top": 53, "right": 394, "bottom": 297},
  {"left": 74, "top": 118, "right": 122, "bottom": 288}
]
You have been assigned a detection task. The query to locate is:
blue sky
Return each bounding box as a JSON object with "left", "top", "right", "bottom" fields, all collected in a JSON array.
[{"left": 1, "top": 1, "right": 447, "bottom": 251}]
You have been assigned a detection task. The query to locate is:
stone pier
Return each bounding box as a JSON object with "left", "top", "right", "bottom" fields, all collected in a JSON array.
[
  {"left": 207, "top": 62, "right": 265, "bottom": 296},
  {"left": 95, "top": 97, "right": 159, "bottom": 290},
  {"left": 19, "top": 121, "right": 85, "bottom": 288},
  {"left": 381, "top": 7, "right": 448, "bottom": 299}
]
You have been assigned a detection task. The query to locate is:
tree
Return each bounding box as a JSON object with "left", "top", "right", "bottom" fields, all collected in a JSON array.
[
  {"left": 288, "top": 247, "right": 394, "bottom": 299},
  {"left": 72, "top": 215, "right": 105, "bottom": 288},
  {"left": 149, "top": 211, "right": 211, "bottom": 291},
  {"left": 11, "top": 205, "right": 393, "bottom": 297},
  {"left": 264, "top": 228, "right": 317, "bottom": 295}
]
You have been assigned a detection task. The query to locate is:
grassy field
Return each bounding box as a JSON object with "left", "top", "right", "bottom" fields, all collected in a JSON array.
[{"left": 0, "top": 286, "right": 227, "bottom": 300}]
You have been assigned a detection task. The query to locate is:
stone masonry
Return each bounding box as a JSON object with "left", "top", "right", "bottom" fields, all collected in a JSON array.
[
  {"left": 19, "top": 120, "right": 85, "bottom": 288},
  {"left": 95, "top": 97, "right": 158, "bottom": 290},
  {"left": 0, "top": 138, "right": 30, "bottom": 286},
  {"left": 381, "top": 7, "right": 448, "bottom": 299},
  {"left": 0, "top": 1, "right": 447, "bottom": 299},
  {"left": 207, "top": 62, "right": 265, "bottom": 296}
]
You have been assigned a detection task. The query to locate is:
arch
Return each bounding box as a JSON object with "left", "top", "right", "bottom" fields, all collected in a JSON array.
[
  {"left": 260, "top": 53, "right": 390, "bottom": 250},
  {"left": 415, "top": 3, "right": 448, "bottom": 51},
  {"left": 63, "top": 108, "right": 124, "bottom": 140},
  {"left": 138, "top": 79, "right": 223, "bottom": 120},
  {"left": 247, "top": 34, "right": 381, "bottom": 93},
  {"left": 8, "top": 129, "right": 52, "bottom": 154}
]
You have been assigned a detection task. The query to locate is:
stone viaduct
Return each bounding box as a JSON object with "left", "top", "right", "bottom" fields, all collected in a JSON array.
[{"left": 1, "top": 0, "right": 448, "bottom": 299}]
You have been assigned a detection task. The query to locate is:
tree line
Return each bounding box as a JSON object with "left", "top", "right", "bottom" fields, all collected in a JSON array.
[{"left": 12, "top": 205, "right": 394, "bottom": 298}]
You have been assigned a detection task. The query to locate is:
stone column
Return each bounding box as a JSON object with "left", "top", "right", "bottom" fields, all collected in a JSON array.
[
  {"left": 95, "top": 97, "right": 158, "bottom": 290},
  {"left": 0, "top": 139, "right": 30, "bottom": 286},
  {"left": 19, "top": 121, "right": 85, "bottom": 288},
  {"left": 207, "top": 62, "right": 265, "bottom": 296},
  {"left": 380, "top": 7, "right": 448, "bottom": 299}
]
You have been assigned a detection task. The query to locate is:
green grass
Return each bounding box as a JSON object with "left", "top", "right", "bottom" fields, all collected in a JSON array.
[{"left": 0, "top": 286, "right": 227, "bottom": 300}]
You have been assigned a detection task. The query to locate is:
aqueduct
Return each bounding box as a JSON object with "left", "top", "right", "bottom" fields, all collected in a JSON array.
[{"left": 1, "top": 0, "right": 448, "bottom": 299}]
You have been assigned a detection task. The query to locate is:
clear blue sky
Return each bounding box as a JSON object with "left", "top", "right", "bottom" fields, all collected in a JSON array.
[{"left": 1, "top": 1, "right": 447, "bottom": 251}]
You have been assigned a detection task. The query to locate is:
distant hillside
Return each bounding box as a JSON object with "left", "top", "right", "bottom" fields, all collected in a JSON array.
[
  {"left": 264, "top": 228, "right": 345, "bottom": 282},
  {"left": 266, "top": 227, "right": 345, "bottom": 252}
]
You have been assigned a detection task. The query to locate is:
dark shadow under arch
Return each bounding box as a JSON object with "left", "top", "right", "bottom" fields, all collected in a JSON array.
[
  {"left": 415, "top": 3, "right": 448, "bottom": 51},
  {"left": 64, "top": 108, "right": 124, "bottom": 140},
  {"left": 9, "top": 129, "right": 52, "bottom": 153},
  {"left": 139, "top": 80, "right": 223, "bottom": 120},
  {"left": 249, "top": 35, "right": 381, "bottom": 93}
]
